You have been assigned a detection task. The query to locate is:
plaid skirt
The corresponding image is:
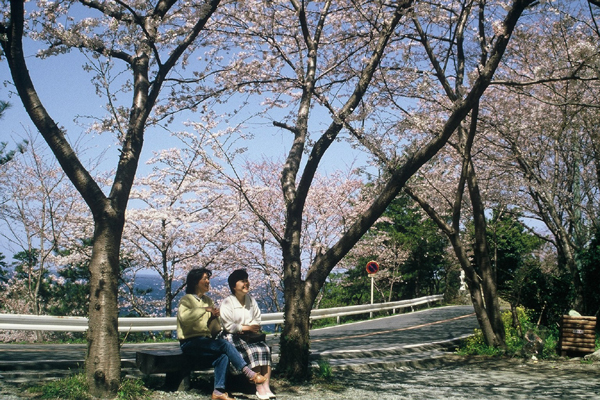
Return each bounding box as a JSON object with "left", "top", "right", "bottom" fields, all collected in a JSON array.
[{"left": 218, "top": 331, "right": 271, "bottom": 373}]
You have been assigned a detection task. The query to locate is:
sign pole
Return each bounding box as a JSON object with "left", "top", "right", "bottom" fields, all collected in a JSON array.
[
  {"left": 365, "top": 261, "right": 379, "bottom": 319},
  {"left": 370, "top": 274, "right": 374, "bottom": 319}
]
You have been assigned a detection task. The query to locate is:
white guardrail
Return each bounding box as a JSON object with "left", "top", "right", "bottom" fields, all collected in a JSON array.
[{"left": 0, "top": 294, "right": 443, "bottom": 332}]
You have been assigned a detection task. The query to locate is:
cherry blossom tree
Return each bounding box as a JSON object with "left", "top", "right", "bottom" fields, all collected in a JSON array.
[
  {"left": 121, "top": 132, "right": 243, "bottom": 318},
  {"left": 402, "top": 0, "right": 600, "bottom": 348},
  {"left": 479, "top": 1, "right": 600, "bottom": 313},
  {"left": 0, "top": 136, "right": 85, "bottom": 340},
  {"left": 0, "top": 0, "right": 543, "bottom": 384},
  {"left": 226, "top": 159, "right": 370, "bottom": 313},
  {"left": 0, "top": 0, "right": 221, "bottom": 396},
  {"left": 200, "top": 0, "right": 535, "bottom": 376}
]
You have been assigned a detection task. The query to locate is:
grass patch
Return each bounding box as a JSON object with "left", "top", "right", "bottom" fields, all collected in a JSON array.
[
  {"left": 27, "top": 373, "right": 89, "bottom": 399},
  {"left": 117, "top": 377, "right": 151, "bottom": 400},
  {"left": 313, "top": 360, "right": 333, "bottom": 381},
  {"left": 27, "top": 373, "right": 151, "bottom": 400}
]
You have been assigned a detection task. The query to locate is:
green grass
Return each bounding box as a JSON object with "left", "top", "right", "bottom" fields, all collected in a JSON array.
[
  {"left": 27, "top": 373, "right": 151, "bottom": 400},
  {"left": 27, "top": 373, "right": 89, "bottom": 399},
  {"left": 313, "top": 360, "right": 333, "bottom": 381}
]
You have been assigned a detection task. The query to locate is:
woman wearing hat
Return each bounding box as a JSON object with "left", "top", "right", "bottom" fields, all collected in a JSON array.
[{"left": 219, "top": 269, "right": 274, "bottom": 399}]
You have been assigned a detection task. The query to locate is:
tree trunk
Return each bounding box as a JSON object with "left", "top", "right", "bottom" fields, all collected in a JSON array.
[
  {"left": 406, "top": 175, "right": 507, "bottom": 349},
  {"left": 278, "top": 277, "right": 312, "bottom": 379},
  {"left": 277, "top": 213, "right": 313, "bottom": 379},
  {"left": 467, "top": 160, "right": 506, "bottom": 347},
  {"left": 449, "top": 233, "right": 503, "bottom": 348},
  {"left": 86, "top": 217, "right": 123, "bottom": 398},
  {"left": 508, "top": 140, "right": 587, "bottom": 312}
]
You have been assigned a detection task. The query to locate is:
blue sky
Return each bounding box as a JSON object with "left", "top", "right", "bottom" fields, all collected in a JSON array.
[
  {"left": 1, "top": 40, "right": 367, "bottom": 175},
  {"left": 0, "top": 41, "right": 371, "bottom": 259}
]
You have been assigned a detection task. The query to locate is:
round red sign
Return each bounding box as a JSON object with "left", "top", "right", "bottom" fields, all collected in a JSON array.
[{"left": 366, "top": 260, "right": 379, "bottom": 274}]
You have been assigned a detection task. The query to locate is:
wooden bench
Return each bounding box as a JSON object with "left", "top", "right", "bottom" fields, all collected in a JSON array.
[{"left": 136, "top": 348, "right": 214, "bottom": 391}]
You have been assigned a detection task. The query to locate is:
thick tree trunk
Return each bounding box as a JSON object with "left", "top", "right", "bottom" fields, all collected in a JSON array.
[
  {"left": 86, "top": 217, "right": 123, "bottom": 398},
  {"left": 278, "top": 277, "right": 312, "bottom": 379},
  {"left": 277, "top": 218, "right": 313, "bottom": 379}
]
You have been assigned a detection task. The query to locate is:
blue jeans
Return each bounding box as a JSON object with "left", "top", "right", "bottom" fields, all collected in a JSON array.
[{"left": 180, "top": 336, "right": 248, "bottom": 390}]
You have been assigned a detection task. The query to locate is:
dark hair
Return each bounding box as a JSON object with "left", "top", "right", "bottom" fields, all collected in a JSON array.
[
  {"left": 227, "top": 269, "right": 248, "bottom": 294},
  {"left": 185, "top": 268, "right": 212, "bottom": 294}
]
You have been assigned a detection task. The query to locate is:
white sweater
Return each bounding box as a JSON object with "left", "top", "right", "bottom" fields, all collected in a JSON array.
[{"left": 219, "top": 294, "right": 262, "bottom": 334}]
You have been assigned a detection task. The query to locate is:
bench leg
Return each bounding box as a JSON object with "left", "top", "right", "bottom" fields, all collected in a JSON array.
[{"left": 164, "top": 369, "right": 191, "bottom": 391}]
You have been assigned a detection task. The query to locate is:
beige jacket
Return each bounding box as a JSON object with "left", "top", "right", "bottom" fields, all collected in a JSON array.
[{"left": 176, "top": 293, "right": 214, "bottom": 340}]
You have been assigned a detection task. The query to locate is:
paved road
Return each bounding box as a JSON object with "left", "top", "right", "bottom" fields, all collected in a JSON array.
[
  {"left": 308, "top": 305, "right": 476, "bottom": 351},
  {"left": 3, "top": 306, "right": 600, "bottom": 400},
  {"left": 0, "top": 305, "right": 477, "bottom": 376}
]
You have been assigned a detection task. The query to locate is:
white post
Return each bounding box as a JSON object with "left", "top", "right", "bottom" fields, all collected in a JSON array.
[{"left": 370, "top": 274, "right": 374, "bottom": 319}]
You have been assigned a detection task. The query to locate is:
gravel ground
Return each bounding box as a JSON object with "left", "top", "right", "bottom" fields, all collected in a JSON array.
[{"left": 2, "top": 356, "right": 599, "bottom": 400}]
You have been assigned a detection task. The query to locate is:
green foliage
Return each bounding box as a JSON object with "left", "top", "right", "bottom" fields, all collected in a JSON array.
[
  {"left": 28, "top": 373, "right": 89, "bottom": 399},
  {"left": 457, "top": 307, "right": 561, "bottom": 359},
  {"left": 313, "top": 360, "right": 333, "bottom": 381},
  {"left": 523, "top": 266, "right": 574, "bottom": 328},
  {"left": 456, "top": 330, "right": 504, "bottom": 356},
  {"left": 47, "top": 241, "right": 93, "bottom": 317},
  {"left": 487, "top": 210, "right": 544, "bottom": 296},
  {"left": 578, "top": 226, "right": 600, "bottom": 316},
  {"left": 541, "top": 328, "right": 560, "bottom": 359},
  {"left": 2, "top": 243, "right": 92, "bottom": 319},
  {"left": 117, "top": 377, "right": 151, "bottom": 400},
  {"left": 483, "top": 211, "right": 578, "bottom": 329},
  {"left": 27, "top": 373, "right": 151, "bottom": 400},
  {"left": 378, "top": 194, "right": 452, "bottom": 299},
  {"left": 318, "top": 271, "right": 370, "bottom": 311},
  {"left": 13, "top": 249, "right": 42, "bottom": 277},
  {"left": 0, "top": 252, "right": 8, "bottom": 285},
  {"left": 502, "top": 307, "right": 528, "bottom": 354},
  {"left": 8, "top": 249, "right": 56, "bottom": 308},
  {"left": 0, "top": 100, "right": 8, "bottom": 116}
]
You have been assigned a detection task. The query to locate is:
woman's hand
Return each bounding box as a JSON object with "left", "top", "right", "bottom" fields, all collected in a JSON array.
[
  {"left": 205, "top": 307, "right": 220, "bottom": 318},
  {"left": 242, "top": 324, "right": 261, "bottom": 333}
]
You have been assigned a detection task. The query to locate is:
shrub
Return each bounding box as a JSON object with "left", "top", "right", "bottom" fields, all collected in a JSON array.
[{"left": 457, "top": 307, "right": 560, "bottom": 359}]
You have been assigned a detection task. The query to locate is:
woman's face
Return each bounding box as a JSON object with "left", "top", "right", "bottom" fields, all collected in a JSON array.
[
  {"left": 196, "top": 273, "right": 211, "bottom": 294},
  {"left": 233, "top": 278, "right": 250, "bottom": 296}
]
